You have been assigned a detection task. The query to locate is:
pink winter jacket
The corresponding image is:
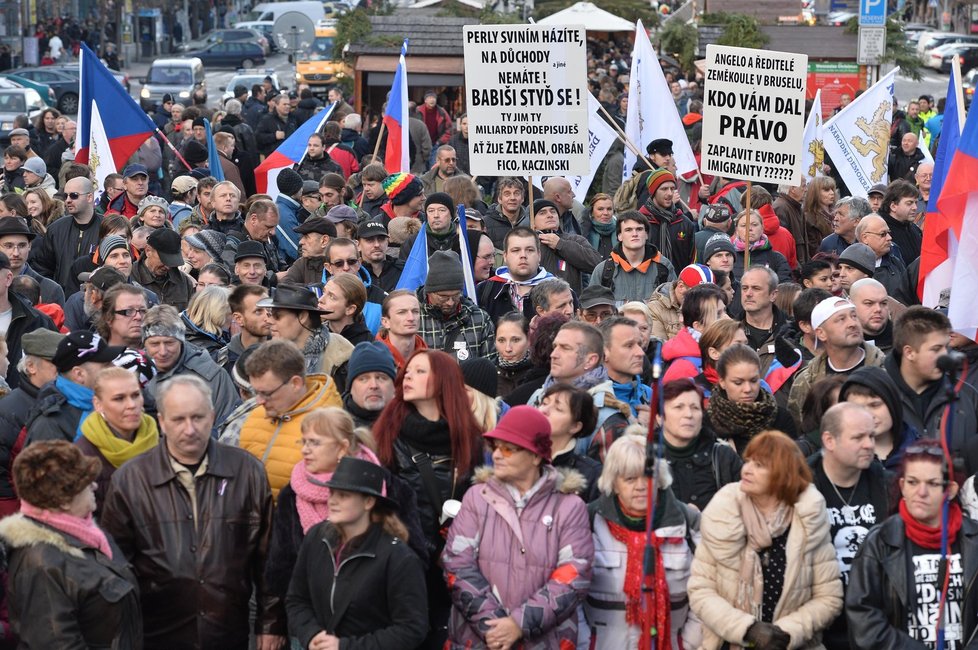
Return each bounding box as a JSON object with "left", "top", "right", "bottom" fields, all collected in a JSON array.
[{"left": 442, "top": 466, "right": 594, "bottom": 649}]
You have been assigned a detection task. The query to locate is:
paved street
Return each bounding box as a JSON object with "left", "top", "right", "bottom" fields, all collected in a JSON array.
[{"left": 895, "top": 66, "right": 954, "bottom": 103}]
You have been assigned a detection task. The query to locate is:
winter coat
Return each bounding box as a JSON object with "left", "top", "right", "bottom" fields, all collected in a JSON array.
[
  {"left": 648, "top": 282, "right": 683, "bottom": 341},
  {"left": 688, "top": 482, "right": 844, "bottom": 650},
  {"left": 537, "top": 230, "right": 603, "bottom": 294},
  {"left": 25, "top": 381, "right": 84, "bottom": 445},
  {"left": 483, "top": 203, "right": 530, "bottom": 250},
  {"left": 732, "top": 243, "right": 792, "bottom": 283},
  {"left": 551, "top": 443, "right": 601, "bottom": 503},
  {"left": 662, "top": 326, "right": 702, "bottom": 384},
  {"left": 417, "top": 290, "right": 495, "bottom": 361},
  {"left": 0, "top": 375, "right": 42, "bottom": 497},
  {"left": 640, "top": 202, "right": 698, "bottom": 270},
  {"left": 845, "top": 514, "right": 978, "bottom": 649},
  {"left": 586, "top": 492, "right": 701, "bottom": 650},
  {"left": 418, "top": 103, "right": 453, "bottom": 146},
  {"left": 442, "top": 466, "right": 594, "bottom": 649},
  {"left": 146, "top": 341, "right": 241, "bottom": 429},
  {"left": 0, "top": 514, "right": 142, "bottom": 649},
  {"left": 21, "top": 262, "right": 65, "bottom": 306},
  {"left": 294, "top": 153, "right": 342, "bottom": 183},
  {"left": 887, "top": 146, "right": 926, "bottom": 182},
  {"left": 420, "top": 167, "right": 471, "bottom": 195},
  {"left": 100, "top": 439, "right": 283, "bottom": 649},
  {"left": 2, "top": 291, "right": 55, "bottom": 389},
  {"left": 283, "top": 255, "right": 326, "bottom": 286},
  {"left": 365, "top": 255, "right": 404, "bottom": 293},
  {"left": 882, "top": 212, "right": 923, "bottom": 265},
  {"left": 664, "top": 431, "right": 744, "bottom": 510},
  {"left": 874, "top": 251, "right": 916, "bottom": 306},
  {"left": 25, "top": 172, "right": 57, "bottom": 198},
  {"left": 589, "top": 243, "right": 676, "bottom": 304},
  {"left": 255, "top": 111, "right": 297, "bottom": 157},
  {"left": 787, "top": 343, "right": 886, "bottom": 429},
  {"left": 286, "top": 521, "right": 429, "bottom": 650},
  {"left": 31, "top": 213, "right": 103, "bottom": 291},
  {"left": 773, "top": 194, "right": 810, "bottom": 264},
  {"left": 340, "top": 128, "right": 369, "bottom": 160},
  {"left": 301, "top": 326, "right": 354, "bottom": 385},
  {"left": 239, "top": 374, "right": 342, "bottom": 499},
  {"left": 131, "top": 258, "right": 195, "bottom": 312},
  {"left": 760, "top": 204, "right": 799, "bottom": 269}
]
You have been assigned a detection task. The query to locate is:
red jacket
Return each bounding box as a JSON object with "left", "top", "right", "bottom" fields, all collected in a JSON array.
[
  {"left": 759, "top": 204, "right": 799, "bottom": 269},
  {"left": 417, "top": 104, "right": 453, "bottom": 146},
  {"left": 326, "top": 143, "right": 359, "bottom": 179},
  {"left": 662, "top": 327, "right": 701, "bottom": 384}
]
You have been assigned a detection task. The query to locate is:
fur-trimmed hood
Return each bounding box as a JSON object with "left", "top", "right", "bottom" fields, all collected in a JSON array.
[
  {"left": 472, "top": 464, "right": 587, "bottom": 495},
  {"left": 0, "top": 513, "right": 84, "bottom": 558}
]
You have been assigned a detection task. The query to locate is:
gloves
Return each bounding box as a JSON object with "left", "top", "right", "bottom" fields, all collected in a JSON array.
[{"left": 744, "top": 621, "right": 791, "bottom": 650}]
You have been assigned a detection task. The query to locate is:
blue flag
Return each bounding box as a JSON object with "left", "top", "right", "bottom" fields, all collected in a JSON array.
[{"left": 204, "top": 118, "right": 225, "bottom": 182}]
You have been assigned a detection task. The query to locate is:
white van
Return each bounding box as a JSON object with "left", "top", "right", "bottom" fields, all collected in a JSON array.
[
  {"left": 245, "top": 2, "right": 325, "bottom": 25},
  {"left": 139, "top": 58, "right": 206, "bottom": 111}
]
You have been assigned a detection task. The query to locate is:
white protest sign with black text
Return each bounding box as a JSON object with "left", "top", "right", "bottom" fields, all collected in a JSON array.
[
  {"left": 463, "top": 25, "right": 589, "bottom": 176},
  {"left": 702, "top": 44, "right": 808, "bottom": 185}
]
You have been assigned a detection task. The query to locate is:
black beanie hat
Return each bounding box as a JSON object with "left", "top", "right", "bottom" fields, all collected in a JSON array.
[
  {"left": 460, "top": 357, "right": 498, "bottom": 398},
  {"left": 424, "top": 192, "right": 455, "bottom": 217},
  {"left": 346, "top": 341, "right": 397, "bottom": 392},
  {"left": 183, "top": 140, "right": 209, "bottom": 166},
  {"left": 192, "top": 117, "right": 207, "bottom": 129},
  {"left": 277, "top": 168, "right": 304, "bottom": 198},
  {"left": 424, "top": 250, "right": 464, "bottom": 293}
]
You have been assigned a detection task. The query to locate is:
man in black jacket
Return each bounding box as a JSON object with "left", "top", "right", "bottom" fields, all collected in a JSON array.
[
  {"left": 810, "top": 402, "right": 891, "bottom": 650},
  {"left": 255, "top": 94, "right": 297, "bottom": 157},
  {"left": 0, "top": 328, "right": 60, "bottom": 433},
  {"left": 31, "top": 176, "right": 102, "bottom": 291}
]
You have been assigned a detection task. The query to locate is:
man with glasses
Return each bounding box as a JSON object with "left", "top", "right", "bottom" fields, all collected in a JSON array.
[
  {"left": 323, "top": 237, "right": 385, "bottom": 334},
  {"left": 474, "top": 234, "right": 495, "bottom": 283},
  {"left": 33, "top": 176, "right": 102, "bottom": 289},
  {"left": 914, "top": 162, "right": 934, "bottom": 223},
  {"left": 97, "top": 284, "right": 149, "bottom": 347},
  {"left": 577, "top": 285, "right": 618, "bottom": 324},
  {"left": 0, "top": 218, "right": 62, "bottom": 306},
  {"left": 107, "top": 163, "right": 153, "bottom": 218},
  {"left": 820, "top": 196, "right": 872, "bottom": 257},
  {"left": 420, "top": 145, "right": 470, "bottom": 194},
  {"left": 418, "top": 250, "right": 494, "bottom": 361},
  {"left": 142, "top": 304, "right": 241, "bottom": 430},
  {"left": 880, "top": 178, "right": 923, "bottom": 264},
  {"left": 855, "top": 214, "right": 915, "bottom": 305},
  {"left": 239, "top": 339, "right": 341, "bottom": 497},
  {"left": 357, "top": 220, "right": 403, "bottom": 292}
]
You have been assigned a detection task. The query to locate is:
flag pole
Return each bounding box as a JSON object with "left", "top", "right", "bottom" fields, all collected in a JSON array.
[
  {"left": 745, "top": 181, "right": 752, "bottom": 269},
  {"left": 528, "top": 177, "right": 535, "bottom": 230},
  {"left": 156, "top": 128, "right": 193, "bottom": 171},
  {"left": 372, "top": 117, "right": 387, "bottom": 162}
]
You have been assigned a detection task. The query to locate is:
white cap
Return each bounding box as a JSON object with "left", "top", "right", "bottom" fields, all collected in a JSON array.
[{"left": 811, "top": 297, "right": 856, "bottom": 331}]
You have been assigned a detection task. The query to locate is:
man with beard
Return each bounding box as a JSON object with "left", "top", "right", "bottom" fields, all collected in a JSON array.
[
  {"left": 295, "top": 133, "right": 342, "bottom": 182},
  {"left": 638, "top": 169, "right": 696, "bottom": 270},
  {"left": 850, "top": 278, "right": 893, "bottom": 353},
  {"left": 589, "top": 210, "right": 676, "bottom": 303},
  {"left": 342, "top": 341, "right": 397, "bottom": 429},
  {"left": 224, "top": 285, "right": 270, "bottom": 373},
  {"left": 357, "top": 221, "right": 402, "bottom": 292}
]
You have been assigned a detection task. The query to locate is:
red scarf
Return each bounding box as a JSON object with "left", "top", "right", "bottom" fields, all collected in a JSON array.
[
  {"left": 606, "top": 519, "right": 672, "bottom": 650},
  {"left": 900, "top": 499, "right": 962, "bottom": 550},
  {"left": 20, "top": 501, "right": 113, "bottom": 559}
]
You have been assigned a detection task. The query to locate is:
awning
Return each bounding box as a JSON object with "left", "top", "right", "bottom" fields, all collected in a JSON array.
[
  {"left": 355, "top": 55, "right": 464, "bottom": 74},
  {"left": 536, "top": 2, "right": 634, "bottom": 32}
]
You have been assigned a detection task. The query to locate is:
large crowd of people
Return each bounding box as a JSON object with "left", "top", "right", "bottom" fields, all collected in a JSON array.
[{"left": 0, "top": 30, "right": 965, "bottom": 650}]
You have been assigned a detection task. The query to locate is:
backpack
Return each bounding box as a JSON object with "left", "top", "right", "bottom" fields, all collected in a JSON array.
[{"left": 613, "top": 170, "right": 646, "bottom": 212}]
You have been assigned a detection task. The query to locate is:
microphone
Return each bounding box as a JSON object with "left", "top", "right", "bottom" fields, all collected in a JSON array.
[{"left": 938, "top": 351, "right": 967, "bottom": 374}]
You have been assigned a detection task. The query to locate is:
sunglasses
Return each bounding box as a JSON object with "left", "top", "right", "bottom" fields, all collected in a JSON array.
[
  {"left": 489, "top": 440, "right": 524, "bottom": 458},
  {"left": 330, "top": 258, "right": 359, "bottom": 268},
  {"left": 66, "top": 191, "right": 92, "bottom": 200},
  {"left": 905, "top": 445, "right": 945, "bottom": 458}
]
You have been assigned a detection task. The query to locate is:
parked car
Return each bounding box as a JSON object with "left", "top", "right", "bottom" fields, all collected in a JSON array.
[
  {"left": 964, "top": 67, "right": 978, "bottom": 108},
  {"left": 233, "top": 21, "right": 278, "bottom": 52},
  {"left": 177, "top": 28, "right": 269, "bottom": 56},
  {"left": 928, "top": 42, "right": 978, "bottom": 73},
  {"left": 0, "top": 88, "right": 46, "bottom": 144},
  {"left": 917, "top": 32, "right": 978, "bottom": 59},
  {"left": 0, "top": 74, "right": 56, "bottom": 107},
  {"left": 7, "top": 67, "right": 79, "bottom": 114},
  {"left": 50, "top": 63, "right": 131, "bottom": 95},
  {"left": 903, "top": 22, "right": 932, "bottom": 43},
  {"left": 826, "top": 11, "right": 857, "bottom": 26},
  {"left": 182, "top": 41, "right": 266, "bottom": 69},
  {"left": 221, "top": 69, "right": 282, "bottom": 102}
]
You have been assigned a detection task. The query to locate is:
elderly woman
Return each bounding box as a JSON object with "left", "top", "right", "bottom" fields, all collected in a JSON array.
[
  {"left": 442, "top": 405, "right": 594, "bottom": 650},
  {"left": 286, "top": 456, "right": 429, "bottom": 650},
  {"left": 133, "top": 195, "right": 171, "bottom": 230},
  {"left": 76, "top": 367, "right": 160, "bottom": 512},
  {"left": 183, "top": 230, "right": 227, "bottom": 279},
  {"left": 0, "top": 440, "right": 142, "bottom": 647},
  {"left": 586, "top": 431, "right": 701, "bottom": 650},
  {"left": 688, "top": 430, "right": 843, "bottom": 650}
]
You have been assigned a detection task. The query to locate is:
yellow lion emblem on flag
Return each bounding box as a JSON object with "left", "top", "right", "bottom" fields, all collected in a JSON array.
[{"left": 850, "top": 102, "right": 890, "bottom": 183}]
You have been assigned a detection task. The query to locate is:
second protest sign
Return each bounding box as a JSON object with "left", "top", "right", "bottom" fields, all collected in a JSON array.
[{"left": 702, "top": 44, "right": 808, "bottom": 186}]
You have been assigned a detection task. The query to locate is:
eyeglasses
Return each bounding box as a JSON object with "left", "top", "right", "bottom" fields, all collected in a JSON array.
[
  {"left": 864, "top": 230, "right": 892, "bottom": 238},
  {"left": 476, "top": 253, "right": 495, "bottom": 262},
  {"left": 113, "top": 307, "right": 148, "bottom": 318},
  {"left": 905, "top": 445, "right": 945, "bottom": 458},
  {"left": 298, "top": 437, "right": 335, "bottom": 449},
  {"left": 0, "top": 242, "right": 28, "bottom": 252},
  {"left": 581, "top": 309, "right": 616, "bottom": 323},
  {"left": 429, "top": 291, "right": 462, "bottom": 304},
  {"left": 329, "top": 257, "right": 359, "bottom": 268},
  {"left": 489, "top": 440, "right": 525, "bottom": 457},
  {"left": 66, "top": 192, "right": 92, "bottom": 200},
  {"left": 254, "top": 378, "right": 292, "bottom": 401}
]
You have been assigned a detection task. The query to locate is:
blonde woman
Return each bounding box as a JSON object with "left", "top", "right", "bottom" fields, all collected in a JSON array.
[{"left": 179, "top": 285, "right": 231, "bottom": 359}]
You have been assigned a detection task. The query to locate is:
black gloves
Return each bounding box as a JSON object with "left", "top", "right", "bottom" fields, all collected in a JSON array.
[{"left": 744, "top": 621, "right": 791, "bottom": 650}]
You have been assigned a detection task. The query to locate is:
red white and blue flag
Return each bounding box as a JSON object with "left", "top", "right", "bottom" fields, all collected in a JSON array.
[
  {"left": 254, "top": 102, "right": 336, "bottom": 197},
  {"left": 75, "top": 43, "right": 157, "bottom": 194},
  {"left": 938, "top": 81, "right": 978, "bottom": 339},
  {"left": 383, "top": 39, "right": 410, "bottom": 174}
]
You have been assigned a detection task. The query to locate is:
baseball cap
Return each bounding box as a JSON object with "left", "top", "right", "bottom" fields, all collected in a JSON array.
[
  {"left": 22, "top": 157, "right": 45, "bottom": 177},
  {"left": 122, "top": 163, "right": 149, "bottom": 179},
  {"left": 357, "top": 221, "right": 388, "bottom": 239},
  {"left": 868, "top": 183, "right": 887, "bottom": 198},
  {"left": 171, "top": 176, "right": 198, "bottom": 194},
  {"left": 811, "top": 297, "right": 856, "bottom": 331},
  {"left": 146, "top": 229, "right": 184, "bottom": 267},
  {"left": 52, "top": 332, "right": 125, "bottom": 373},
  {"left": 579, "top": 285, "right": 616, "bottom": 310},
  {"left": 78, "top": 266, "right": 126, "bottom": 292},
  {"left": 678, "top": 264, "right": 714, "bottom": 288}
]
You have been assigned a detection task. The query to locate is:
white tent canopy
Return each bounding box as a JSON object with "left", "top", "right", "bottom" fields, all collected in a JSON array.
[{"left": 537, "top": 2, "right": 635, "bottom": 31}]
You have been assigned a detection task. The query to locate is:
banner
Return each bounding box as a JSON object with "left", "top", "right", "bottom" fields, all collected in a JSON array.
[
  {"left": 463, "top": 25, "right": 589, "bottom": 176},
  {"left": 701, "top": 44, "right": 808, "bottom": 185},
  {"left": 801, "top": 89, "right": 824, "bottom": 183},
  {"left": 822, "top": 68, "right": 899, "bottom": 196},
  {"left": 623, "top": 20, "right": 697, "bottom": 179}
]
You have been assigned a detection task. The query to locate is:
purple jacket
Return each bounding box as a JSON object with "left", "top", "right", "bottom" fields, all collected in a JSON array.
[{"left": 442, "top": 466, "right": 593, "bottom": 649}]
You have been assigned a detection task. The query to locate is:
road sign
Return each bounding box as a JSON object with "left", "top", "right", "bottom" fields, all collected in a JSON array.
[
  {"left": 859, "top": 0, "right": 886, "bottom": 26},
  {"left": 858, "top": 26, "right": 886, "bottom": 64}
]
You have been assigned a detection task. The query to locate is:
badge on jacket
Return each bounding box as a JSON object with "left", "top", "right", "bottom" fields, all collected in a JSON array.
[{"left": 454, "top": 342, "right": 469, "bottom": 361}]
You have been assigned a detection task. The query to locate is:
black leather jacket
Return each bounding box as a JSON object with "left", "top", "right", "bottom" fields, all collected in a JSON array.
[{"left": 846, "top": 514, "right": 978, "bottom": 649}]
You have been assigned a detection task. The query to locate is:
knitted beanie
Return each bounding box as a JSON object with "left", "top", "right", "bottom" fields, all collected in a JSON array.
[
  {"left": 646, "top": 168, "right": 676, "bottom": 196},
  {"left": 425, "top": 250, "right": 464, "bottom": 293},
  {"left": 703, "top": 234, "right": 736, "bottom": 262},
  {"left": 839, "top": 243, "right": 877, "bottom": 278},
  {"left": 424, "top": 192, "right": 455, "bottom": 216},
  {"left": 142, "top": 318, "right": 186, "bottom": 343},
  {"left": 346, "top": 341, "right": 397, "bottom": 392},
  {"left": 383, "top": 173, "right": 424, "bottom": 206},
  {"left": 460, "top": 357, "right": 498, "bottom": 398},
  {"left": 185, "top": 229, "right": 227, "bottom": 262},
  {"left": 678, "top": 264, "right": 715, "bottom": 288},
  {"left": 98, "top": 235, "right": 129, "bottom": 263},
  {"left": 277, "top": 168, "right": 304, "bottom": 198},
  {"left": 183, "top": 140, "right": 209, "bottom": 166},
  {"left": 137, "top": 195, "right": 170, "bottom": 219}
]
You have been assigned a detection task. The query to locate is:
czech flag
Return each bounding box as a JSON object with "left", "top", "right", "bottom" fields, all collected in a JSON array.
[
  {"left": 75, "top": 43, "right": 156, "bottom": 194},
  {"left": 204, "top": 118, "right": 225, "bottom": 182},
  {"left": 383, "top": 39, "right": 410, "bottom": 174},
  {"left": 255, "top": 102, "right": 336, "bottom": 198}
]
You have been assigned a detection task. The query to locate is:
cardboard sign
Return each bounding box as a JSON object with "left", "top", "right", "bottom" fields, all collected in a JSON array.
[
  {"left": 702, "top": 44, "right": 808, "bottom": 185},
  {"left": 463, "top": 25, "right": 589, "bottom": 176}
]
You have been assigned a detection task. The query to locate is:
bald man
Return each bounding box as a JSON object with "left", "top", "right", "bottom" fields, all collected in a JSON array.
[
  {"left": 542, "top": 176, "right": 583, "bottom": 236},
  {"left": 855, "top": 215, "right": 915, "bottom": 306},
  {"left": 33, "top": 175, "right": 103, "bottom": 291}
]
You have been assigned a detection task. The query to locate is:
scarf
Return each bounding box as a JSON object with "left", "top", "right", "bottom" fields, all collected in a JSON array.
[
  {"left": 58, "top": 375, "right": 95, "bottom": 442},
  {"left": 731, "top": 234, "right": 772, "bottom": 252},
  {"left": 607, "top": 519, "right": 671, "bottom": 650},
  {"left": 491, "top": 266, "right": 554, "bottom": 312},
  {"left": 80, "top": 413, "right": 159, "bottom": 469},
  {"left": 542, "top": 365, "right": 609, "bottom": 392},
  {"left": 900, "top": 499, "right": 962, "bottom": 550},
  {"left": 708, "top": 387, "right": 777, "bottom": 448},
  {"left": 20, "top": 501, "right": 113, "bottom": 559},
  {"left": 734, "top": 495, "right": 793, "bottom": 637},
  {"left": 497, "top": 350, "right": 531, "bottom": 371},
  {"left": 291, "top": 445, "right": 380, "bottom": 533},
  {"left": 612, "top": 377, "right": 652, "bottom": 416},
  {"left": 588, "top": 217, "right": 618, "bottom": 251}
]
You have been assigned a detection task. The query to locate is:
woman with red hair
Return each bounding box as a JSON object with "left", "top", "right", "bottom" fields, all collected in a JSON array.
[
  {"left": 689, "top": 430, "right": 842, "bottom": 649},
  {"left": 373, "top": 348, "right": 483, "bottom": 649}
]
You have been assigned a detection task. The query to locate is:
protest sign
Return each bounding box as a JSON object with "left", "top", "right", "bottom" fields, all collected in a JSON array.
[
  {"left": 463, "top": 25, "right": 589, "bottom": 176},
  {"left": 701, "top": 44, "right": 808, "bottom": 185}
]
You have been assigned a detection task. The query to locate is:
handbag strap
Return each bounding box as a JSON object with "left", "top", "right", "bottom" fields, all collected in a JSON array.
[{"left": 409, "top": 448, "right": 448, "bottom": 513}]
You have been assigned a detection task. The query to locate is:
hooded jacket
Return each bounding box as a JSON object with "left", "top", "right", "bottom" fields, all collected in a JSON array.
[
  {"left": 688, "top": 482, "right": 844, "bottom": 650},
  {"left": 239, "top": 374, "right": 343, "bottom": 498},
  {"left": 839, "top": 366, "right": 920, "bottom": 471},
  {"left": 759, "top": 204, "right": 798, "bottom": 269},
  {"left": 442, "top": 466, "right": 593, "bottom": 649},
  {"left": 787, "top": 343, "right": 886, "bottom": 429},
  {"left": 662, "top": 326, "right": 702, "bottom": 384},
  {"left": 648, "top": 282, "right": 684, "bottom": 341},
  {"left": 588, "top": 243, "right": 676, "bottom": 304}
]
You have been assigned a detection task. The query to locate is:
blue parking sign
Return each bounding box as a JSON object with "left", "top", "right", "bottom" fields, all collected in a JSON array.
[{"left": 859, "top": 0, "right": 886, "bottom": 26}]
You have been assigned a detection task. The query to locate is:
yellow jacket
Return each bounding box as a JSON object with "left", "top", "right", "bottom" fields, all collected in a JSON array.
[{"left": 239, "top": 374, "right": 342, "bottom": 498}]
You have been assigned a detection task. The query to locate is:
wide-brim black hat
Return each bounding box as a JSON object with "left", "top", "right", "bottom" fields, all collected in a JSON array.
[
  {"left": 323, "top": 457, "right": 398, "bottom": 510},
  {"left": 255, "top": 283, "right": 325, "bottom": 312}
]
